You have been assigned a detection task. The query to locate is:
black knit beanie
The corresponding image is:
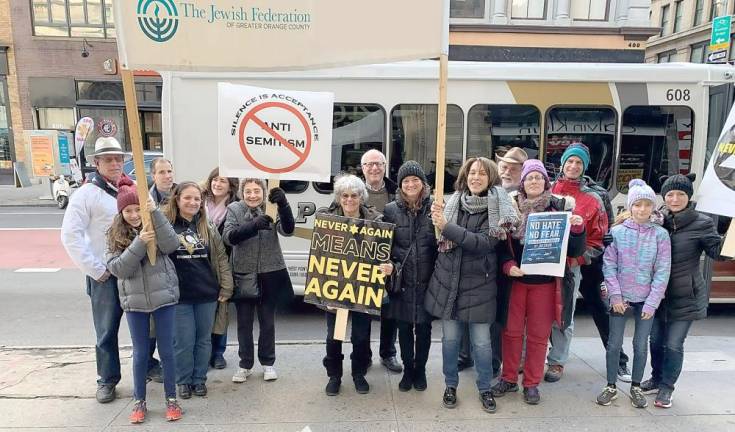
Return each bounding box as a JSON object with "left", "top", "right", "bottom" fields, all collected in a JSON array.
[
  {"left": 660, "top": 173, "right": 695, "bottom": 199},
  {"left": 397, "top": 160, "right": 428, "bottom": 186}
]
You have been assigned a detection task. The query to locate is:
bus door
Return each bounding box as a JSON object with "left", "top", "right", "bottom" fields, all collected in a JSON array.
[{"left": 704, "top": 84, "right": 735, "bottom": 301}]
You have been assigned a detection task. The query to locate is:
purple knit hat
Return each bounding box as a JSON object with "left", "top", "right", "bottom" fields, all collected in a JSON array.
[{"left": 520, "top": 159, "right": 551, "bottom": 194}]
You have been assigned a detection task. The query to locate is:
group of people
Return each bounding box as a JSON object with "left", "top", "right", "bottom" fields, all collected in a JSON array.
[{"left": 61, "top": 135, "right": 728, "bottom": 423}]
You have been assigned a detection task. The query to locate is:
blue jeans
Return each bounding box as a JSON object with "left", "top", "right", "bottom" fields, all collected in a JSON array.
[
  {"left": 548, "top": 266, "right": 580, "bottom": 366},
  {"left": 606, "top": 302, "right": 654, "bottom": 385},
  {"left": 442, "top": 320, "right": 493, "bottom": 392},
  {"left": 86, "top": 276, "right": 123, "bottom": 386},
  {"left": 127, "top": 306, "right": 176, "bottom": 400},
  {"left": 174, "top": 302, "right": 217, "bottom": 385},
  {"left": 649, "top": 317, "right": 693, "bottom": 391}
]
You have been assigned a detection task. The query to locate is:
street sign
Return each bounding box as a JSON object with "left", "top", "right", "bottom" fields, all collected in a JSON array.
[
  {"left": 708, "top": 49, "right": 729, "bottom": 63},
  {"left": 710, "top": 15, "right": 732, "bottom": 52}
]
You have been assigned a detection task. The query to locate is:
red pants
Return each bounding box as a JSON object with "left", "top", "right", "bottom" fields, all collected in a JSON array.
[{"left": 501, "top": 280, "right": 556, "bottom": 388}]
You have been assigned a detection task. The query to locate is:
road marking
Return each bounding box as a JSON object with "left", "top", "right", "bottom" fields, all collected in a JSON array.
[
  {"left": 0, "top": 212, "right": 64, "bottom": 215},
  {"left": 14, "top": 268, "right": 61, "bottom": 273},
  {"left": 0, "top": 227, "right": 61, "bottom": 231}
]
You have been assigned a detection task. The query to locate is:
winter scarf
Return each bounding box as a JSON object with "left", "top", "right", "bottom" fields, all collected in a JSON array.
[
  {"left": 439, "top": 185, "right": 519, "bottom": 251},
  {"left": 88, "top": 171, "right": 120, "bottom": 199},
  {"left": 513, "top": 190, "right": 552, "bottom": 244},
  {"left": 206, "top": 198, "right": 228, "bottom": 227}
]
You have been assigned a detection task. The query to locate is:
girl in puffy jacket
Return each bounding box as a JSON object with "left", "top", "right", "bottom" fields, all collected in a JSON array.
[
  {"left": 597, "top": 179, "right": 671, "bottom": 409},
  {"left": 106, "top": 177, "right": 183, "bottom": 424}
]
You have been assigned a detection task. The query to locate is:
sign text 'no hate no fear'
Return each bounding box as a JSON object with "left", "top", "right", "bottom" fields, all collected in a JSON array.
[{"left": 218, "top": 83, "right": 334, "bottom": 182}]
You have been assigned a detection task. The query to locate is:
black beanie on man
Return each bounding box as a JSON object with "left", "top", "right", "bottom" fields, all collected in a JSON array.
[
  {"left": 397, "top": 160, "right": 428, "bottom": 186},
  {"left": 660, "top": 173, "right": 696, "bottom": 199}
]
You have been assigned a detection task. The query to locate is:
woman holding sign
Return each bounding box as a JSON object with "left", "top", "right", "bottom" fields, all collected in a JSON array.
[
  {"left": 424, "top": 157, "right": 519, "bottom": 414},
  {"left": 490, "top": 160, "right": 586, "bottom": 405},
  {"left": 320, "top": 174, "right": 383, "bottom": 396},
  {"left": 381, "top": 161, "right": 437, "bottom": 393},
  {"left": 223, "top": 179, "right": 294, "bottom": 385}
]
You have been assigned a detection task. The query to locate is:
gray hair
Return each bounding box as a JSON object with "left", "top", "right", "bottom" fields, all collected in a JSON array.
[
  {"left": 333, "top": 174, "right": 368, "bottom": 205},
  {"left": 360, "top": 149, "right": 386, "bottom": 166}
]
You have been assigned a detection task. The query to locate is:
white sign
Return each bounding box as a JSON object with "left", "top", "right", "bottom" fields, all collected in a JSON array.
[
  {"left": 218, "top": 83, "right": 334, "bottom": 182},
  {"left": 113, "top": 0, "right": 444, "bottom": 72},
  {"left": 696, "top": 103, "right": 735, "bottom": 217},
  {"left": 520, "top": 212, "right": 572, "bottom": 278}
]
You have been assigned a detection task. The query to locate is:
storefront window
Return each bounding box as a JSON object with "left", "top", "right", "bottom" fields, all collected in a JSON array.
[
  {"left": 37, "top": 108, "right": 76, "bottom": 130},
  {"left": 450, "top": 0, "right": 486, "bottom": 18},
  {"left": 545, "top": 106, "right": 616, "bottom": 188},
  {"left": 77, "top": 107, "right": 127, "bottom": 161}
]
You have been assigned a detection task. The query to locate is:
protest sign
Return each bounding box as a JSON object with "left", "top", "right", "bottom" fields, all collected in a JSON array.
[
  {"left": 218, "top": 83, "right": 334, "bottom": 182},
  {"left": 113, "top": 0, "right": 443, "bottom": 72},
  {"left": 304, "top": 214, "right": 394, "bottom": 316},
  {"left": 520, "top": 212, "right": 572, "bottom": 278},
  {"left": 696, "top": 102, "right": 735, "bottom": 257}
]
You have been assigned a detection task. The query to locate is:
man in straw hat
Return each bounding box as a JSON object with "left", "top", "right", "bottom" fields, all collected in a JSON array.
[{"left": 61, "top": 136, "right": 127, "bottom": 403}]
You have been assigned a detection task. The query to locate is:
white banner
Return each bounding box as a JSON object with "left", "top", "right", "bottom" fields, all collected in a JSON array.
[
  {"left": 114, "top": 0, "right": 444, "bottom": 71},
  {"left": 696, "top": 103, "right": 735, "bottom": 217},
  {"left": 218, "top": 83, "right": 334, "bottom": 182}
]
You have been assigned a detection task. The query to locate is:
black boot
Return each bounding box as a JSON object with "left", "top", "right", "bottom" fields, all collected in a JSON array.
[
  {"left": 323, "top": 350, "right": 344, "bottom": 396},
  {"left": 325, "top": 377, "right": 341, "bottom": 396},
  {"left": 398, "top": 367, "right": 414, "bottom": 392},
  {"left": 353, "top": 375, "right": 370, "bottom": 394},
  {"left": 413, "top": 365, "right": 427, "bottom": 391}
]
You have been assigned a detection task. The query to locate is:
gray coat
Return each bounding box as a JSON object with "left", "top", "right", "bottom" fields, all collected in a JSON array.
[
  {"left": 424, "top": 208, "right": 499, "bottom": 323},
  {"left": 223, "top": 201, "right": 290, "bottom": 274},
  {"left": 106, "top": 209, "right": 180, "bottom": 313}
]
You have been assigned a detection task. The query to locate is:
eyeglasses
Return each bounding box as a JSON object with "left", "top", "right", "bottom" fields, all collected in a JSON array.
[
  {"left": 524, "top": 175, "right": 546, "bottom": 182},
  {"left": 361, "top": 162, "right": 385, "bottom": 168},
  {"left": 340, "top": 193, "right": 360, "bottom": 200}
]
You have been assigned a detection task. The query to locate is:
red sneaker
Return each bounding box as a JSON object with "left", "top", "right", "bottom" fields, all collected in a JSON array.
[
  {"left": 129, "top": 400, "right": 146, "bottom": 424},
  {"left": 166, "top": 398, "right": 183, "bottom": 422}
]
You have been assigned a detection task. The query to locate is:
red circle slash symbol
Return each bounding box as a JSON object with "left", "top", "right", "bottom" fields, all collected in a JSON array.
[{"left": 238, "top": 102, "right": 312, "bottom": 174}]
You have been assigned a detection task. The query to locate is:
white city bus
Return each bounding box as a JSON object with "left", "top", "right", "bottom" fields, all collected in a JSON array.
[{"left": 162, "top": 61, "right": 735, "bottom": 300}]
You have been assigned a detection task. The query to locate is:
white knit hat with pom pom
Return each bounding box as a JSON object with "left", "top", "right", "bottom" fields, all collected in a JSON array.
[{"left": 626, "top": 179, "right": 656, "bottom": 209}]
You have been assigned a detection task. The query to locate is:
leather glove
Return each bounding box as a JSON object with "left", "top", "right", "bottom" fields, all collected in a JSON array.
[
  {"left": 253, "top": 215, "right": 273, "bottom": 230},
  {"left": 268, "top": 187, "right": 288, "bottom": 208}
]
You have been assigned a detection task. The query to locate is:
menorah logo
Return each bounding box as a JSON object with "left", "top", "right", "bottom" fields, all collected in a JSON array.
[{"left": 137, "top": 0, "right": 179, "bottom": 43}]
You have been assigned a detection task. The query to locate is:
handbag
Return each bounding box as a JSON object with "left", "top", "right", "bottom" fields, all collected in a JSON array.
[
  {"left": 388, "top": 242, "right": 415, "bottom": 295},
  {"left": 231, "top": 272, "right": 260, "bottom": 300}
]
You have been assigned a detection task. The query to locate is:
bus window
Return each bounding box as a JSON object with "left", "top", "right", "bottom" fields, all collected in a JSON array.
[
  {"left": 312, "top": 103, "right": 386, "bottom": 194},
  {"left": 279, "top": 181, "right": 308, "bottom": 194},
  {"left": 390, "top": 104, "right": 463, "bottom": 193},
  {"left": 619, "top": 106, "right": 694, "bottom": 193},
  {"left": 467, "top": 105, "right": 540, "bottom": 161},
  {"left": 545, "top": 106, "right": 616, "bottom": 189}
]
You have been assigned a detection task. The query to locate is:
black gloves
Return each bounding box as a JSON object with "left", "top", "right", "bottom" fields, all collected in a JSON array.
[
  {"left": 268, "top": 187, "right": 288, "bottom": 208},
  {"left": 253, "top": 215, "right": 273, "bottom": 230}
]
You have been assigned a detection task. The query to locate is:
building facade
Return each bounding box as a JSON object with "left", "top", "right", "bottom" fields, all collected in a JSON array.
[
  {"left": 449, "top": 0, "right": 659, "bottom": 62},
  {"left": 646, "top": 0, "right": 733, "bottom": 63}
]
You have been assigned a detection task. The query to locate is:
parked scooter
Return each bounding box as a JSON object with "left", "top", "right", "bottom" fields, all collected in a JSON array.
[{"left": 51, "top": 174, "right": 78, "bottom": 209}]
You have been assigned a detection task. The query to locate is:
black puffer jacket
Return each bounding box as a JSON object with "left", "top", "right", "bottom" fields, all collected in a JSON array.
[
  {"left": 424, "top": 206, "right": 498, "bottom": 323},
  {"left": 660, "top": 205, "right": 725, "bottom": 321},
  {"left": 382, "top": 191, "right": 437, "bottom": 324}
]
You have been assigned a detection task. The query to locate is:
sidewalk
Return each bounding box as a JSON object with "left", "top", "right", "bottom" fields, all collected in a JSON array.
[
  {"left": 1, "top": 337, "right": 734, "bottom": 431},
  {"left": 0, "top": 183, "right": 56, "bottom": 207}
]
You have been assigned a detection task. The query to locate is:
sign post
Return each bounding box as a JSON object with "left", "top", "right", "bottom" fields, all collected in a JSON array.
[
  {"left": 708, "top": 15, "right": 732, "bottom": 64},
  {"left": 433, "top": 0, "right": 451, "bottom": 238}
]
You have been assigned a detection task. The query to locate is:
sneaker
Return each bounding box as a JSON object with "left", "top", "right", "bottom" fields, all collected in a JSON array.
[
  {"left": 129, "top": 400, "right": 146, "bottom": 424},
  {"left": 147, "top": 364, "right": 164, "bottom": 383},
  {"left": 381, "top": 356, "right": 403, "bottom": 373},
  {"left": 640, "top": 379, "right": 660, "bottom": 395},
  {"left": 263, "top": 366, "right": 278, "bottom": 381},
  {"left": 177, "top": 384, "right": 191, "bottom": 400},
  {"left": 165, "top": 398, "right": 183, "bottom": 422},
  {"left": 192, "top": 383, "right": 207, "bottom": 397},
  {"left": 491, "top": 379, "right": 519, "bottom": 398},
  {"left": 523, "top": 386, "right": 540, "bottom": 405},
  {"left": 630, "top": 386, "right": 648, "bottom": 408},
  {"left": 96, "top": 384, "right": 116, "bottom": 404},
  {"left": 211, "top": 355, "right": 227, "bottom": 370},
  {"left": 617, "top": 365, "right": 632, "bottom": 383},
  {"left": 442, "top": 386, "right": 457, "bottom": 409},
  {"left": 413, "top": 370, "right": 427, "bottom": 392},
  {"left": 353, "top": 375, "right": 370, "bottom": 394},
  {"left": 654, "top": 387, "right": 673, "bottom": 408},
  {"left": 596, "top": 385, "right": 618, "bottom": 406},
  {"left": 232, "top": 368, "right": 252, "bottom": 383},
  {"left": 325, "top": 377, "right": 341, "bottom": 396},
  {"left": 479, "top": 391, "right": 497, "bottom": 413},
  {"left": 544, "top": 365, "right": 564, "bottom": 383},
  {"left": 398, "top": 372, "right": 413, "bottom": 392}
]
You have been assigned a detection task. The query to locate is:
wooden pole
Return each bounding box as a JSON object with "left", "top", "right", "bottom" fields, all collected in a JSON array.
[
  {"left": 333, "top": 308, "right": 349, "bottom": 341},
  {"left": 121, "top": 68, "right": 156, "bottom": 264},
  {"left": 266, "top": 178, "right": 280, "bottom": 219},
  {"left": 722, "top": 220, "right": 735, "bottom": 257},
  {"left": 433, "top": 53, "right": 449, "bottom": 238}
]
